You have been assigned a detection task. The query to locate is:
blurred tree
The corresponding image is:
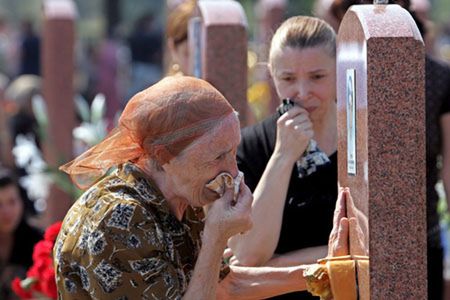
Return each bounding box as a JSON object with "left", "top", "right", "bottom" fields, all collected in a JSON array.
[{"left": 431, "top": 0, "right": 450, "bottom": 25}]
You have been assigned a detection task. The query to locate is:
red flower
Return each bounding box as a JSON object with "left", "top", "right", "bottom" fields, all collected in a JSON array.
[
  {"left": 11, "top": 277, "right": 33, "bottom": 299},
  {"left": 32, "top": 240, "right": 53, "bottom": 262},
  {"left": 11, "top": 221, "right": 62, "bottom": 300},
  {"left": 44, "top": 221, "right": 62, "bottom": 242},
  {"left": 27, "top": 256, "right": 52, "bottom": 278},
  {"left": 41, "top": 267, "right": 57, "bottom": 299}
]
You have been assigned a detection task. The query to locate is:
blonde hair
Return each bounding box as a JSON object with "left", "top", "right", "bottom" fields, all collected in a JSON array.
[
  {"left": 166, "top": 0, "right": 197, "bottom": 45},
  {"left": 269, "top": 16, "right": 336, "bottom": 66}
]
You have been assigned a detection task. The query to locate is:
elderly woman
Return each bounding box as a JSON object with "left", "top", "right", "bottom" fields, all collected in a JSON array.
[{"left": 54, "top": 76, "right": 253, "bottom": 299}]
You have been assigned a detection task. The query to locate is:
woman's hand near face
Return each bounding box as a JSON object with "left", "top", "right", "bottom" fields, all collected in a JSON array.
[
  {"left": 205, "top": 180, "right": 253, "bottom": 241},
  {"left": 275, "top": 106, "right": 314, "bottom": 164},
  {"left": 183, "top": 181, "right": 252, "bottom": 300}
]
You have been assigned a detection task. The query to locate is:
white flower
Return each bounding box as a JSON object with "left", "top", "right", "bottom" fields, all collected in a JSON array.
[
  {"left": 73, "top": 94, "right": 108, "bottom": 148},
  {"left": 73, "top": 123, "right": 99, "bottom": 146},
  {"left": 90, "top": 93, "right": 106, "bottom": 123},
  {"left": 12, "top": 134, "right": 42, "bottom": 169},
  {"left": 19, "top": 172, "right": 52, "bottom": 201},
  {"left": 12, "top": 134, "right": 52, "bottom": 204},
  {"left": 436, "top": 181, "right": 445, "bottom": 200},
  {"left": 27, "top": 156, "right": 47, "bottom": 174}
]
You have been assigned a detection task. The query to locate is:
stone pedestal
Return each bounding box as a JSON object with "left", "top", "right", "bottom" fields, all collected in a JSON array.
[
  {"left": 197, "top": 0, "right": 249, "bottom": 126},
  {"left": 337, "top": 4, "right": 426, "bottom": 299},
  {"left": 42, "top": 0, "right": 76, "bottom": 225}
]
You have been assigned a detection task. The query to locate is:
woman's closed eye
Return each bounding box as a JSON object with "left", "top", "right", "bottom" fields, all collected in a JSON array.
[
  {"left": 280, "top": 75, "right": 295, "bottom": 82},
  {"left": 311, "top": 73, "right": 326, "bottom": 80},
  {"left": 215, "top": 153, "right": 226, "bottom": 161},
  {"left": 214, "top": 148, "right": 236, "bottom": 162}
]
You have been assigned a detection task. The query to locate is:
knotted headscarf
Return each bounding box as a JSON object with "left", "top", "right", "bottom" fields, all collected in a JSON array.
[{"left": 60, "top": 76, "right": 234, "bottom": 189}]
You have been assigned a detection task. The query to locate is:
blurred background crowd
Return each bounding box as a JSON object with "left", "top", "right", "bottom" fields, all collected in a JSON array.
[{"left": 0, "top": 0, "right": 449, "bottom": 299}]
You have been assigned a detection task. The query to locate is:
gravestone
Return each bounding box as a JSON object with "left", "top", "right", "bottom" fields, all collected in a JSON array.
[
  {"left": 337, "top": 3, "right": 427, "bottom": 299},
  {"left": 194, "top": 0, "right": 249, "bottom": 126},
  {"left": 255, "top": 0, "right": 287, "bottom": 61},
  {"left": 255, "top": 0, "right": 287, "bottom": 115},
  {"left": 42, "top": 0, "right": 76, "bottom": 225}
]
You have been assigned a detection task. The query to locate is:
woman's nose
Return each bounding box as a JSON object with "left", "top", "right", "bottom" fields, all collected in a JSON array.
[
  {"left": 296, "top": 81, "right": 310, "bottom": 102},
  {"left": 227, "top": 158, "right": 239, "bottom": 178}
]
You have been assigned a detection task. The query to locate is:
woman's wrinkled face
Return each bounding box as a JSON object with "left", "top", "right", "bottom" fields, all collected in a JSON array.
[
  {"left": 270, "top": 46, "right": 336, "bottom": 124},
  {"left": 0, "top": 184, "right": 23, "bottom": 234},
  {"left": 162, "top": 113, "right": 241, "bottom": 207}
]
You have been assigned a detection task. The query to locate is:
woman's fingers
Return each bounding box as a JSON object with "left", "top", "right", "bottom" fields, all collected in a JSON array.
[
  {"left": 330, "top": 217, "right": 349, "bottom": 257},
  {"left": 333, "top": 187, "right": 347, "bottom": 228},
  {"left": 349, "top": 217, "right": 368, "bottom": 256},
  {"left": 223, "top": 247, "right": 233, "bottom": 260},
  {"left": 344, "top": 188, "right": 357, "bottom": 219},
  {"left": 235, "top": 181, "right": 253, "bottom": 211}
]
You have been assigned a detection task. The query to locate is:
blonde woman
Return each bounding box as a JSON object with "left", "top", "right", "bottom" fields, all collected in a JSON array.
[{"left": 229, "top": 16, "right": 338, "bottom": 299}]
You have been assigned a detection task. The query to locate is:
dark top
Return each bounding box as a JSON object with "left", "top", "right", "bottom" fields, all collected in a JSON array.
[
  {"left": 20, "top": 33, "right": 40, "bottom": 75},
  {"left": 425, "top": 56, "right": 450, "bottom": 248},
  {"left": 237, "top": 112, "right": 337, "bottom": 300},
  {"left": 0, "top": 220, "right": 43, "bottom": 300},
  {"left": 128, "top": 30, "right": 162, "bottom": 66}
]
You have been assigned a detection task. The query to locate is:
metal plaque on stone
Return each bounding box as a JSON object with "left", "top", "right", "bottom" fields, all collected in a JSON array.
[
  {"left": 347, "top": 69, "right": 356, "bottom": 175},
  {"left": 188, "top": 17, "right": 203, "bottom": 78}
]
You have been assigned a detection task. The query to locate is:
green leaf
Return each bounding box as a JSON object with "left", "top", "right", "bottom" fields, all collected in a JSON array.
[
  {"left": 21, "top": 277, "right": 38, "bottom": 290},
  {"left": 91, "top": 93, "right": 106, "bottom": 123},
  {"left": 75, "top": 94, "right": 90, "bottom": 122},
  {"left": 31, "top": 94, "right": 48, "bottom": 141}
]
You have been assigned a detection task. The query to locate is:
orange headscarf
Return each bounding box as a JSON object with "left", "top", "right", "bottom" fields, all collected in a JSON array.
[{"left": 60, "top": 76, "right": 234, "bottom": 189}]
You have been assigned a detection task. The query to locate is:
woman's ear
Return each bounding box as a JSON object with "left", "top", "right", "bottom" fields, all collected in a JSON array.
[{"left": 167, "top": 38, "right": 178, "bottom": 62}]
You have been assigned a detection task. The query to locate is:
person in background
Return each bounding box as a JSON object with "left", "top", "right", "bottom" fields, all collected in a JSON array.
[
  {"left": 127, "top": 13, "right": 163, "bottom": 99},
  {"left": 165, "top": 0, "right": 257, "bottom": 125},
  {"left": 3, "top": 75, "right": 42, "bottom": 216},
  {"left": 4, "top": 75, "right": 41, "bottom": 149},
  {"left": 0, "top": 73, "right": 11, "bottom": 167},
  {"left": 229, "top": 16, "right": 338, "bottom": 299},
  {"left": 0, "top": 167, "right": 42, "bottom": 300},
  {"left": 18, "top": 20, "right": 40, "bottom": 76},
  {"left": 166, "top": 0, "right": 196, "bottom": 75}
]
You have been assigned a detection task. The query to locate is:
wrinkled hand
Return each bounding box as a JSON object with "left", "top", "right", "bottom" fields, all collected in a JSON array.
[
  {"left": 217, "top": 265, "right": 294, "bottom": 300},
  {"left": 274, "top": 106, "right": 313, "bottom": 163},
  {"left": 328, "top": 188, "right": 349, "bottom": 257},
  {"left": 205, "top": 180, "right": 253, "bottom": 241},
  {"left": 328, "top": 188, "right": 369, "bottom": 257},
  {"left": 217, "top": 266, "right": 254, "bottom": 300},
  {"left": 345, "top": 188, "right": 369, "bottom": 256}
]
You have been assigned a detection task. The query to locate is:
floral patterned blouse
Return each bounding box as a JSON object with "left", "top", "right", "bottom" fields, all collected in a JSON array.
[{"left": 54, "top": 163, "right": 208, "bottom": 300}]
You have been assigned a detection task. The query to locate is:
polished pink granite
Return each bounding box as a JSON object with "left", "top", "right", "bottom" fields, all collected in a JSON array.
[
  {"left": 42, "top": 0, "right": 76, "bottom": 225},
  {"left": 198, "top": 0, "right": 249, "bottom": 126},
  {"left": 337, "top": 4, "right": 426, "bottom": 299}
]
